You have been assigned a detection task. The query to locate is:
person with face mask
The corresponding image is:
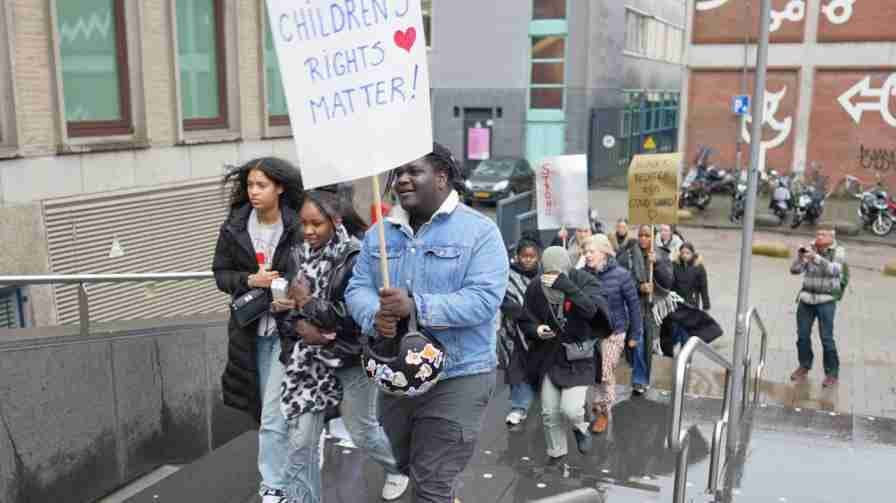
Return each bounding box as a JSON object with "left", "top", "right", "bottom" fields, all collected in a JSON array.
[
  {"left": 345, "top": 143, "right": 509, "bottom": 502},
  {"left": 500, "top": 235, "right": 543, "bottom": 427},
  {"left": 581, "top": 235, "right": 642, "bottom": 433},
  {"left": 518, "top": 247, "right": 610, "bottom": 461}
]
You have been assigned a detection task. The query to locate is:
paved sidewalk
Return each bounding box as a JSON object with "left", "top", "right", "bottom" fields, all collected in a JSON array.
[{"left": 586, "top": 188, "right": 896, "bottom": 419}]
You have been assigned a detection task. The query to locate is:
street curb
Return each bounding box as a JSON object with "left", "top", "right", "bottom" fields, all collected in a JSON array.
[
  {"left": 752, "top": 242, "right": 790, "bottom": 259},
  {"left": 677, "top": 221, "right": 896, "bottom": 249}
]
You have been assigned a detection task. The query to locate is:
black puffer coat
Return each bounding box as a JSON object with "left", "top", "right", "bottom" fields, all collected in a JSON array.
[
  {"left": 519, "top": 269, "right": 612, "bottom": 389},
  {"left": 212, "top": 204, "right": 298, "bottom": 421},
  {"left": 672, "top": 256, "right": 710, "bottom": 310}
]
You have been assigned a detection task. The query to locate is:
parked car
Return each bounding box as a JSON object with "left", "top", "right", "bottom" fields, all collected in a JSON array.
[{"left": 463, "top": 158, "right": 534, "bottom": 205}]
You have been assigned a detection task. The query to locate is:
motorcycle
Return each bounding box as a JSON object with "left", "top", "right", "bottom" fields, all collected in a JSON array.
[
  {"left": 791, "top": 184, "right": 826, "bottom": 229},
  {"left": 705, "top": 165, "right": 737, "bottom": 194},
  {"left": 679, "top": 168, "right": 712, "bottom": 211},
  {"left": 769, "top": 173, "right": 793, "bottom": 225},
  {"left": 848, "top": 175, "right": 896, "bottom": 236},
  {"left": 729, "top": 172, "right": 748, "bottom": 223}
]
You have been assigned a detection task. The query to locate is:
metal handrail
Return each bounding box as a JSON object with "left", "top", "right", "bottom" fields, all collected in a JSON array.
[
  {"left": 0, "top": 273, "right": 214, "bottom": 336},
  {"left": 668, "top": 336, "right": 734, "bottom": 503},
  {"left": 667, "top": 306, "right": 769, "bottom": 503},
  {"left": 742, "top": 307, "right": 769, "bottom": 408}
]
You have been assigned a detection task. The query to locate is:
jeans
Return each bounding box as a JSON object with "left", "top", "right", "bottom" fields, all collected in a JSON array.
[
  {"left": 257, "top": 335, "right": 289, "bottom": 495},
  {"left": 380, "top": 372, "right": 496, "bottom": 503},
  {"left": 672, "top": 324, "right": 689, "bottom": 347},
  {"left": 284, "top": 365, "right": 400, "bottom": 501},
  {"left": 540, "top": 375, "right": 589, "bottom": 458},
  {"left": 334, "top": 366, "right": 399, "bottom": 475},
  {"left": 796, "top": 301, "right": 839, "bottom": 377},
  {"left": 630, "top": 333, "right": 650, "bottom": 386},
  {"left": 285, "top": 411, "right": 326, "bottom": 503},
  {"left": 510, "top": 382, "right": 535, "bottom": 412}
]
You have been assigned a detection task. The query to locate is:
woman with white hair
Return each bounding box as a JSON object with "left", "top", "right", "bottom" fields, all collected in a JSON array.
[{"left": 581, "top": 235, "right": 643, "bottom": 433}]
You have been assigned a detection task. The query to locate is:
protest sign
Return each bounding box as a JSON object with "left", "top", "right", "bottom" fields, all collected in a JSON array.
[
  {"left": 627, "top": 153, "right": 682, "bottom": 225},
  {"left": 467, "top": 127, "right": 490, "bottom": 161},
  {"left": 265, "top": 0, "right": 433, "bottom": 189},
  {"left": 535, "top": 155, "right": 589, "bottom": 230}
]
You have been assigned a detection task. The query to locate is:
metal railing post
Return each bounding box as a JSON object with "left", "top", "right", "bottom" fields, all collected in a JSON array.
[{"left": 77, "top": 282, "right": 89, "bottom": 336}]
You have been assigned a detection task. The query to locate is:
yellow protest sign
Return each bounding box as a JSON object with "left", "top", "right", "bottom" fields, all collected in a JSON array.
[
  {"left": 643, "top": 136, "right": 657, "bottom": 151},
  {"left": 627, "top": 153, "right": 682, "bottom": 225}
]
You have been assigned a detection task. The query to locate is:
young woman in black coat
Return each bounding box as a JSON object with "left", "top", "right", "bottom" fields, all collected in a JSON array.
[
  {"left": 211, "top": 157, "right": 303, "bottom": 502},
  {"left": 672, "top": 242, "right": 710, "bottom": 310},
  {"left": 519, "top": 246, "right": 609, "bottom": 461}
]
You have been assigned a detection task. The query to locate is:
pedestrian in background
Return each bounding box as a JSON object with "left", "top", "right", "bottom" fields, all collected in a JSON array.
[
  {"left": 212, "top": 158, "right": 303, "bottom": 503},
  {"left": 500, "top": 233, "right": 543, "bottom": 427},
  {"left": 655, "top": 224, "right": 684, "bottom": 259},
  {"left": 790, "top": 227, "right": 848, "bottom": 388},
  {"left": 519, "top": 246, "right": 608, "bottom": 460},
  {"left": 581, "top": 235, "right": 642, "bottom": 433}
]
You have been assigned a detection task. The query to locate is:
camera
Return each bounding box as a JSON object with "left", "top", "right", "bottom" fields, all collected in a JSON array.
[{"left": 798, "top": 246, "right": 808, "bottom": 255}]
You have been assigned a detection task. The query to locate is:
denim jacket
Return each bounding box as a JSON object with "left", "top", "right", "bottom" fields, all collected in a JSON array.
[{"left": 345, "top": 191, "right": 510, "bottom": 380}]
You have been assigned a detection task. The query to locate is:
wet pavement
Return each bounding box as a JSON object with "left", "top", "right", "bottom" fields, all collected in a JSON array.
[{"left": 123, "top": 371, "right": 896, "bottom": 503}]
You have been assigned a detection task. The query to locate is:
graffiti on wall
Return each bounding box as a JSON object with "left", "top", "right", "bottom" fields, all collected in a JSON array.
[
  {"left": 821, "top": 0, "right": 857, "bottom": 25},
  {"left": 696, "top": 0, "right": 806, "bottom": 32},
  {"left": 742, "top": 87, "right": 794, "bottom": 171},
  {"left": 859, "top": 145, "right": 896, "bottom": 173},
  {"left": 838, "top": 73, "right": 896, "bottom": 128}
]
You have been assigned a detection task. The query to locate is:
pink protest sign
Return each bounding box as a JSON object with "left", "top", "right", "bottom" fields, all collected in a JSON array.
[{"left": 467, "top": 127, "right": 490, "bottom": 161}]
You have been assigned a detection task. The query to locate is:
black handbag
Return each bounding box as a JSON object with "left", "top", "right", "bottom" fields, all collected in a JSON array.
[
  {"left": 563, "top": 338, "right": 598, "bottom": 361},
  {"left": 229, "top": 288, "right": 272, "bottom": 328}
]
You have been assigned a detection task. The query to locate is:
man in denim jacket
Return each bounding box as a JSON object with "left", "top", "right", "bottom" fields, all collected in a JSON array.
[{"left": 346, "top": 143, "right": 509, "bottom": 502}]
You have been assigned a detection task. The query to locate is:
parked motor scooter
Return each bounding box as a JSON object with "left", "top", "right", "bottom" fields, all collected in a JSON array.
[
  {"left": 705, "top": 166, "right": 737, "bottom": 194},
  {"left": 791, "top": 184, "right": 826, "bottom": 229},
  {"left": 680, "top": 168, "right": 713, "bottom": 211},
  {"left": 769, "top": 172, "right": 792, "bottom": 225},
  {"left": 848, "top": 175, "right": 896, "bottom": 236},
  {"left": 729, "top": 171, "right": 748, "bottom": 223}
]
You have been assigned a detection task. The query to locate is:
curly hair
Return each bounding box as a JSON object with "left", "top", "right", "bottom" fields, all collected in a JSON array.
[{"left": 222, "top": 157, "right": 304, "bottom": 211}]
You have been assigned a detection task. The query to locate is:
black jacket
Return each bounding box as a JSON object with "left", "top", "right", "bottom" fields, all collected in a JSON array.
[
  {"left": 672, "top": 256, "right": 710, "bottom": 310},
  {"left": 212, "top": 204, "right": 298, "bottom": 421},
  {"left": 277, "top": 242, "right": 364, "bottom": 367},
  {"left": 659, "top": 305, "right": 723, "bottom": 357},
  {"left": 519, "top": 269, "right": 611, "bottom": 389}
]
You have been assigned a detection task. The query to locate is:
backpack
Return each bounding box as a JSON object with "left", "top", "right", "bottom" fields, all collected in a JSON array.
[{"left": 836, "top": 261, "right": 850, "bottom": 301}]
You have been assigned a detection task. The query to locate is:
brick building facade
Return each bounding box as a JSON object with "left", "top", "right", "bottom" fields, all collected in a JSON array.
[{"left": 679, "top": 0, "right": 896, "bottom": 188}]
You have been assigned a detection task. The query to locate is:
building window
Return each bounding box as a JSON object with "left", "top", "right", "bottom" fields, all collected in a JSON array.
[
  {"left": 176, "top": 0, "right": 227, "bottom": 130},
  {"left": 625, "top": 9, "right": 647, "bottom": 55},
  {"left": 625, "top": 9, "right": 684, "bottom": 64},
  {"left": 264, "top": 16, "right": 289, "bottom": 127},
  {"left": 533, "top": 0, "right": 566, "bottom": 20},
  {"left": 422, "top": 0, "right": 432, "bottom": 47},
  {"left": 529, "top": 36, "right": 565, "bottom": 109},
  {"left": 56, "top": 0, "right": 132, "bottom": 137}
]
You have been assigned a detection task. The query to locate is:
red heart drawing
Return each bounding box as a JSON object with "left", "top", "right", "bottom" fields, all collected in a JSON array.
[{"left": 394, "top": 27, "right": 416, "bottom": 52}]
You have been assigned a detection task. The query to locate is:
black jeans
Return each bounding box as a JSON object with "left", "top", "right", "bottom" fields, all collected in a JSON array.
[{"left": 379, "top": 371, "right": 496, "bottom": 503}]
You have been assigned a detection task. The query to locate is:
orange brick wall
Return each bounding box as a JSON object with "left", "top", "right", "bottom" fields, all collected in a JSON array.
[
  {"left": 692, "top": 0, "right": 805, "bottom": 44},
  {"left": 807, "top": 69, "right": 896, "bottom": 189},
  {"left": 817, "top": 0, "right": 896, "bottom": 43},
  {"left": 685, "top": 69, "right": 800, "bottom": 172}
]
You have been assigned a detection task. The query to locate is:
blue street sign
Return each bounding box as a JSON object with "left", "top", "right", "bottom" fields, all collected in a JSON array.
[{"left": 733, "top": 95, "right": 750, "bottom": 115}]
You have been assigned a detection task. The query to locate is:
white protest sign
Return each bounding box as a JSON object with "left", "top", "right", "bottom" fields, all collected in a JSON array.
[
  {"left": 265, "top": 0, "right": 433, "bottom": 188},
  {"left": 535, "top": 155, "right": 590, "bottom": 230}
]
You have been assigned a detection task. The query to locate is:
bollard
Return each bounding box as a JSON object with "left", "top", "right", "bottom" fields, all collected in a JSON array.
[
  {"left": 531, "top": 488, "right": 601, "bottom": 503},
  {"left": 751, "top": 242, "right": 790, "bottom": 258},
  {"left": 885, "top": 261, "right": 896, "bottom": 277}
]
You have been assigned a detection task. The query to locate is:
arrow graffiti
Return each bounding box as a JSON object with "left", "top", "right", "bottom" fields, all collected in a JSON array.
[{"left": 837, "top": 74, "right": 896, "bottom": 128}]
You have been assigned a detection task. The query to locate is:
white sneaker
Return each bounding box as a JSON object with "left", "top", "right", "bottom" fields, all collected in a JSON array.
[
  {"left": 381, "top": 473, "right": 410, "bottom": 501},
  {"left": 261, "top": 488, "right": 288, "bottom": 503},
  {"left": 505, "top": 409, "right": 527, "bottom": 426}
]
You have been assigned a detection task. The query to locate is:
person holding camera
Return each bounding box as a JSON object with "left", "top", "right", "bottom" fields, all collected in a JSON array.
[{"left": 790, "top": 228, "right": 847, "bottom": 388}]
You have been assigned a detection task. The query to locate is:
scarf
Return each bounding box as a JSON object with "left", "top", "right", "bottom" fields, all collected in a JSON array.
[{"left": 281, "top": 225, "right": 356, "bottom": 421}]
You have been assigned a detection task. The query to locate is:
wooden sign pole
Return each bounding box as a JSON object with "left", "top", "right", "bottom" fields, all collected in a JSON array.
[{"left": 371, "top": 176, "right": 390, "bottom": 289}]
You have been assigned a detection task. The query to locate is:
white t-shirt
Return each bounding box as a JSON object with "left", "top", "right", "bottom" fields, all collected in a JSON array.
[{"left": 248, "top": 209, "right": 283, "bottom": 337}]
